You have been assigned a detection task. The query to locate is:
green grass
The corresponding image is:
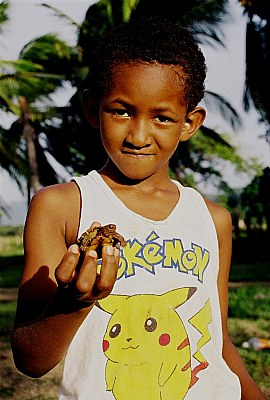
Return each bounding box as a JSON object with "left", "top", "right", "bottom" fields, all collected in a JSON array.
[
  {"left": 228, "top": 318, "right": 270, "bottom": 347},
  {"left": 230, "top": 262, "right": 270, "bottom": 281},
  {"left": 0, "top": 301, "right": 17, "bottom": 336},
  {"left": 0, "top": 227, "right": 24, "bottom": 287},
  {"left": 0, "top": 256, "right": 23, "bottom": 287},
  {"left": 227, "top": 285, "right": 270, "bottom": 395},
  {"left": 228, "top": 285, "right": 270, "bottom": 320},
  {"left": 0, "top": 226, "right": 23, "bottom": 255}
]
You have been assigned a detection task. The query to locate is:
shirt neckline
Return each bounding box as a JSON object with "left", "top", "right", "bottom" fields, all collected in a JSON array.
[{"left": 89, "top": 170, "right": 186, "bottom": 226}]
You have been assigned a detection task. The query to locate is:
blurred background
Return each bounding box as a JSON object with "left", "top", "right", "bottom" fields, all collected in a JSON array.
[{"left": 0, "top": 0, "right": 269, "bottom": 398}]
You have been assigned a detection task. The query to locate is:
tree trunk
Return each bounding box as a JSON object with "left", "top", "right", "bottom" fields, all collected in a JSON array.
[{"left": 19, "top": 97, "right": 40, "bottom": 204}]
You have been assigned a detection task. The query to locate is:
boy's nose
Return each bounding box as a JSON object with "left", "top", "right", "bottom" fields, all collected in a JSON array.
[{"left": 125, "top": 119, "right": 151, "bottom": 148}]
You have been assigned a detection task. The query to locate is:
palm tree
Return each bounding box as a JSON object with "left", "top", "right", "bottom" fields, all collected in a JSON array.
[
  {"left": 0, "top": 0, "right": 82, "bottom": 203},
  {"left": 0, "top": 32, "right": 76, "bottom": 203},
  {"left": 239, "top": 0, "right": 270, "bottom": 142}
]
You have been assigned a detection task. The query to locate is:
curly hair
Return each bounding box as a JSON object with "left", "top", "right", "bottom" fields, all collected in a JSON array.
[{"left": 85, "top": 17, "right": 207, "bottom": 114}]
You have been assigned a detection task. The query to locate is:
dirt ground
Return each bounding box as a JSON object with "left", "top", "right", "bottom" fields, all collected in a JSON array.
[
  {"left": 0, "top": 338, "right": 63, "bottom": 400},
  {"left": 0, "top": 288, "right": 64, "bottom": 399}
]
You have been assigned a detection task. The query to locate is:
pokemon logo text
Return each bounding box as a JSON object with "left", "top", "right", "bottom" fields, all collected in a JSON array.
[{"left": 117, "top": 231, "right": 210, "bottom": 283}]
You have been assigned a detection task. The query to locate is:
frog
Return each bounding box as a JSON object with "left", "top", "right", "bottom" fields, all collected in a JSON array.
[{"left": 76, "top": 224, "right": 126, "bottom": 257}]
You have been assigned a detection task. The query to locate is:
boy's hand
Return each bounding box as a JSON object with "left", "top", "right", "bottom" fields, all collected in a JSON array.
[{"left": 54, "top": 224, "right": 120, "bottom": 308}]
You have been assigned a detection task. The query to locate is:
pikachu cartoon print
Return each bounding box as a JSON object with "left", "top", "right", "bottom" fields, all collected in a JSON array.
[{"left": 98, "top": 287, "right": 211, "bottom": 400}]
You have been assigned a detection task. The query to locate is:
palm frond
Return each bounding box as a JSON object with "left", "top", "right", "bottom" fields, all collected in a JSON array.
[
  {"left": 41, "top": 3, "right": 81, "bottom": 29},
  {"left": 204, "top": 91, "right": 242, "bottom": 130},
  {"left": 0, "top": 88, "right": 20, "bottom": 114},
  {"left": 189, "top": 24, "right": 226, "bottom": 47},
  {"left": 200, "top": 125, "right": 232, "bottom": 147},
  {"left": 0, "top": 127, "right": 27, "bottom": 192},
  {"left": 122, "top": 0, "right": 140, "bottom": 22},
  {"left": 0, "top": 0, "right": 9, "bottom": 33},
  {"left": 0, "top": 58, "right": 66, "bottom": 104},
  {"left": 19, "top": 34, "right": 75, "bottom": 62},
  {"left": 0, "top": 59, "right": 44, "bottom": 72},
  {"left": 132, "top": 0, "right": 229, "bottom": 46}
]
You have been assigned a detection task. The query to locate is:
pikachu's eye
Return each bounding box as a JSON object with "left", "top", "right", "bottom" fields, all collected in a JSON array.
[
  {"left": 144, "top": 317, "right": 157, "bottom": 332},
  {"left": 109, "top": 323, "right": 121, "bottom": 338}
]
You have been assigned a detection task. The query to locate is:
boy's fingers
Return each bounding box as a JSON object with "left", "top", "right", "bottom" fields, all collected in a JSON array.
[
  {"left": 90, "top": 221, "right": 101, "bottom": 229},
  {"left": 55, "top": 244, "right": 120, "bottom": 303},
  {"left": 94, "top": 246, "right": 120, "bottom": 297},
  {"left": 75, "top": 250, "right": 98, "bottom": 294},
  {"left": 55, "top": 244, "right": 80, "bottom": 286},
  {"left": 76, "top": 246, "right": 119, "bottom": 299}
]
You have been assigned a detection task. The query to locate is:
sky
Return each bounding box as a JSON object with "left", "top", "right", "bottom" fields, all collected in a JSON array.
[{"left": 0, "top": 0, "right": 270, "bottom": 206}]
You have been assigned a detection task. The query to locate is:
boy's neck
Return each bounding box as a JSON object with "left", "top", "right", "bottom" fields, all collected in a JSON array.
[
  {"left": 98, "top": 162, "right": 180, "bottom": 221},
  {"left": 98, "top": 161, "right": 174, "bottom": 192}
]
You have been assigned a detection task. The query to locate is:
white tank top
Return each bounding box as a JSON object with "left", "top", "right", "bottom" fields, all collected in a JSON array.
[{"left": 59, "top": 170, "right": 241, "bottom": 400}]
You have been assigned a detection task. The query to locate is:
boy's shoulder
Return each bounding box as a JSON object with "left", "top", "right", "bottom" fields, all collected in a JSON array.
[
  {"left": 204, "top": 197, "right": 232, "bottom": 240},
  {"left": 32, "top": 181, "right": 79, "bottom": 207},
  {"left": 29, "top": 181, "right": 81, "bottom": 245}
]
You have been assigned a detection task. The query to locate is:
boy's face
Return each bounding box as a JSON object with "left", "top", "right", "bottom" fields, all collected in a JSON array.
[{"left": 92, "top": 62, "right": 203, "bottom": 181}]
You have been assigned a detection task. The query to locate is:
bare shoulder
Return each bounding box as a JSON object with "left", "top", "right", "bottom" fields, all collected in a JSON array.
[
  {"left": 204, "top": 198, "right": 232, "bottom": 242},
  {"left": 31, "top": 181, "right": 79, "bottom": 210},
  {"left": 26, "top": 181, "right": 81, "bottom": 247}
]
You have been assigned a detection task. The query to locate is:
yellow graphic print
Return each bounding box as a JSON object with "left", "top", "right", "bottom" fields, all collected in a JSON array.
[
  {"left": 188, "top": 299, "right": 212, "bottom": 387},
  {"left": 98, "top": 288, "right": 212, "bottom": 400}
]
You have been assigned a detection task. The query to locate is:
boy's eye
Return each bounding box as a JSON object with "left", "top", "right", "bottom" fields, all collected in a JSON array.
[
  {"left": 112, "top": 108, "right": 129, "bottom": 117},
  {"left": 156, "top": 115, "right": 173, "bottom": 123}
]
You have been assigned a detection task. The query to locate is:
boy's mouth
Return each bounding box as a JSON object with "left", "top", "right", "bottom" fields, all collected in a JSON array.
[{"left": 121, "top": 150, "right": 153, "bottom": 157}]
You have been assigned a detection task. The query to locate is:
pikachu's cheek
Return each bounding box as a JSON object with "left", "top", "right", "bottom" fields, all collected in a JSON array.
[
  {"left": 159, "top": 333, "right": 171, "bottom": 346},
  {"left": 103, "top": 340, "right": 110, "bottom": 352}
]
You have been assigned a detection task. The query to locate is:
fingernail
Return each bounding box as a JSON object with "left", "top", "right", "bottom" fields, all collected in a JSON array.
[
  {"left": 114, "top": 248, "right": 120, "bottom": 256},
  {"left": 106, "top": 246, "right": 114, "bottom": 255},
  {"left": 88, "top": 249, "right": 97, "bottom": 258},
  {"left": 69, "top": 244, "right": 79, "bottom": 254}
]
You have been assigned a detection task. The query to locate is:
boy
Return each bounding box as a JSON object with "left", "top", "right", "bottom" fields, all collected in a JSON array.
[{"left": 11, "top": 17, "right": 267, "bottom": 399}]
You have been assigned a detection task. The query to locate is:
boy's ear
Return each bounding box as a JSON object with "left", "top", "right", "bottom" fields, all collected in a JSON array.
[
  {"left": 179, "top": 107, "right": 206, "bottom": 142},
  {"left": 81, "top": 89, "right": 100, "bottom": 129}
]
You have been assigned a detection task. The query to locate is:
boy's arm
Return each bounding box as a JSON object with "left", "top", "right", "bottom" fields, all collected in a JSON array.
[
  {"left": 11, "top": 184, "right": 119, "bottom": 378},
  {"left": 206, "top": 200, "right": 267, "bottom": 400}
]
